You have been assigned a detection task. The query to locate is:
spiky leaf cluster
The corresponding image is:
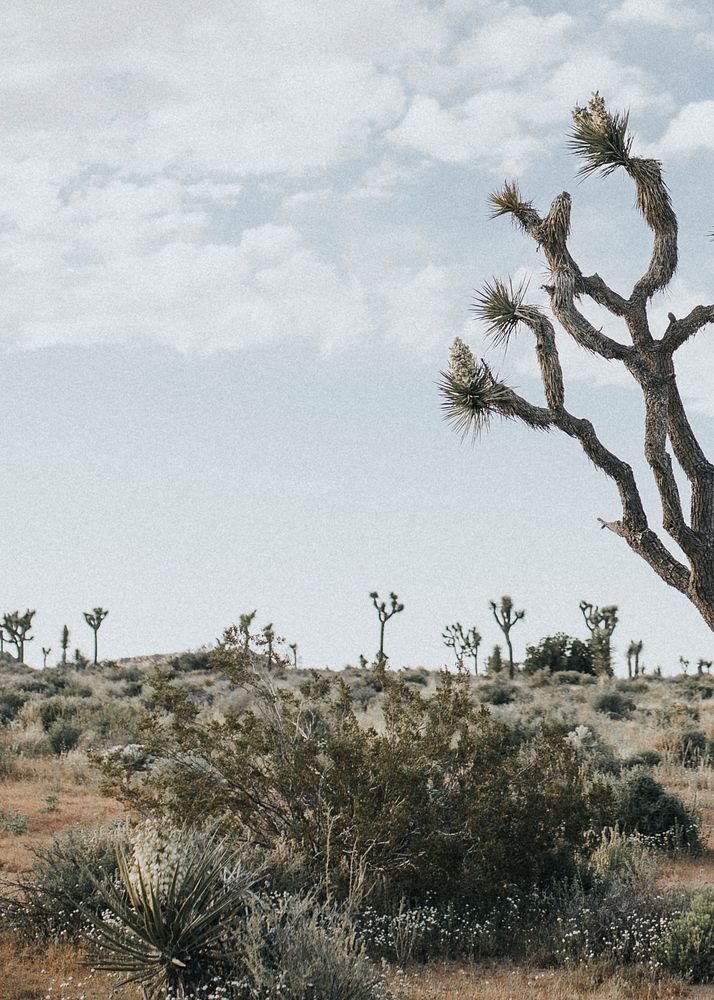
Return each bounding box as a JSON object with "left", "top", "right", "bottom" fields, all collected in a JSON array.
[
  {"left": 439, "top": 339, "right": 512, "bottom": 440},
  {"left": 472, "top": 278, "right": 536, "bottom": 348},
  {"left": 489, "top": 180, "right": 532, "bottom": 219},
  {"left": 569, "top": 91, "right": 633, "bottom": 177}
]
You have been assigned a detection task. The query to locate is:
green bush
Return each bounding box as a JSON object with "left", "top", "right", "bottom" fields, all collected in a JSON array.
[
  {"left": 659, "top": 727, "right": 710, "bottom": 767},
  {"left": 593, "top": 690, "right": 636, "bottom": 719},
  {"left": 241, "top": 894, "right": 391, "bottom": 1000},
  {"left": 478, "top": 680, "right": 518, "bottom": 705},
  {"left": 613, "top": 769, "right": 699, "bottom": 850},
  {"left": 0, "top": 824, "right": 124, "bottom": 939},
  {"left": 47, "top": 719, "right": 82, "bottom": 754},
  {"left": 0, "top": 810, "right": 28, "bottom": 835},
  {"left": 523, "top": 634, "right": 595, "bottom": 675},
  {"left": 622, "top": 748, "right": 662, "bottom": 769},
  {"left": 106, "top": 653, "right": 593, "bottom": 909},
  {"left": 661, "top": 887, "right": 714, "bottom": 981}
]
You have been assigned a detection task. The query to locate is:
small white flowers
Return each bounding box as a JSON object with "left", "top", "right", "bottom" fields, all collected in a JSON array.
[
  {"left": 128, "top": 820, "right": 189, "bottom": 901},
  {"left": 449, "top": 338, "right": 478, "bottom": 388}
]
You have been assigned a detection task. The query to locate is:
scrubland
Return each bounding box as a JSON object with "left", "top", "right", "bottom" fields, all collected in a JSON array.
[{"left": 3, "top": 644, "right": 714, "bottom": 999}]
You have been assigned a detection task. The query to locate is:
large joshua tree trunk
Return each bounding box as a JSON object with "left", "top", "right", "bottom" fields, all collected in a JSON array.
[{"left": 441, "top": 94, "right": 714, "bottom": 632}]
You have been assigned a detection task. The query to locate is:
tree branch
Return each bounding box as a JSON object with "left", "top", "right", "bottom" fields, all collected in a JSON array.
[{"left": 662, "top": 305, "right": 714, "bottom": 351}]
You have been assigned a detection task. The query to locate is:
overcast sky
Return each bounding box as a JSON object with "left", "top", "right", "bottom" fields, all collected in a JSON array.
[{"left": 3, "top": 0, "right": 714, "bottom": 673}]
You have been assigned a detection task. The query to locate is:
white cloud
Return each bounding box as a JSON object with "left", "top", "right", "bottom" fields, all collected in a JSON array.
[
  {"left": 655, "top": 101, "right": 714, "bottom": 156},
  {"left": 607, "top": 0, "right": 698, "bottom": 27}
]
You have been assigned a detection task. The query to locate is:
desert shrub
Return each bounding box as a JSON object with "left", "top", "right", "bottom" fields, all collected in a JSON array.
[
  {"left": 563, "top": 725, "right": 620, "bottom": 776},
  {"left": 478, "top": 680, "right": 518, "bottom": 705},
  {"left": 588, "top": 827, "right": 658, "bottom": 887},
  {"left": 0, "top": 741, "right": 18, "bottom": 778},
  {"left": 0, "top": 824, "right": 125, "bottom": 940},
  {"left": 658, "top": 727, "right": 710, "bottom": 767},
  {"left": 616, "top": 679, "right": 648, "bottom": 694},
  {"left": 241, "top": 894, "right": 390, "bottom": 1000},
  {"left": 553, "top": 670, "right": 597, "bottom": 686},
  {"left": 523, "top": 634, "right": 595, "bottom": 675},
  {"left": 400, "top": 667, "right": 429, "bottom": 686},
  {"left": 47, "top": 718, "right": 83, "bottom": 754},
  {"left": 170, "top": 649, "right": 214, "bottom": 673},
  {"left": 593, "top": 690, "right": 636, "bottom": 719},
  {"left": 104, "top": 650, "right": 594, "bottom": 909},
  {"left": 660, "top": 887, "right": 714, "bottom": 982},
  {"left": 613, "top": 769, "right": 699, "bottom": 850},
  {"left": 622, "top": 748, "right": 662, "bottom": 769},
  {"left": 655, "top": 701, "right": 699, "bottom": 727},
  {"left": 0, "top": 689, "right": 26, "bottom": 724},
  {"left": 0, "top": 809, "right": 28, "bottom": 834},
  {"left": 542, "top": 876, "right": 675, "bottom": 970}
]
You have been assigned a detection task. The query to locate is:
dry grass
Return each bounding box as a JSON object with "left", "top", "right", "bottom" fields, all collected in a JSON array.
[
  {"left": 0, "top": 932, "right": 132, "bottom": 1000},
  {"left": 0, "top": 754, "right": 124, "bottom": 876},
  {"left": 393, "top": 962, "right": 714, "bottom": 999}
]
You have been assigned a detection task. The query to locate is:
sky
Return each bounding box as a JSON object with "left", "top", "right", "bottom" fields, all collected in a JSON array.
[{"left": 2, "top": 0, "right": 714, "bottom": 673}]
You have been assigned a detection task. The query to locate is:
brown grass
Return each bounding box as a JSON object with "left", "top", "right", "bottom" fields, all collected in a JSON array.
[
  {"left": 393, "top": 962, "right": 714, "bottom": 999},
  {"left": 0, "top": 932, "right": 132, "bottom": 1000},
  {"left": 0, "top": 755, "right": 124, "bottom": 876}
]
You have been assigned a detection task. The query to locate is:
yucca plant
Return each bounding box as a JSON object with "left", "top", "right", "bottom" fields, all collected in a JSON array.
[{"left": 79, "top": 828, "right": 256, "bottom": 998}]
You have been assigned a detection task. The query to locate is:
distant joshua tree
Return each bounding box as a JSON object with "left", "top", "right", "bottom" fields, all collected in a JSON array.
[
  {"left": 288, "top": 642, "right": 298, "bottom": 668},
  {"left": 2, "top": 610, "right": 36, "bottom": 664},
  {"left": 443, "top": 622, "right": 482, "bottom": 674},
  {"left": 42, "top": 646, "right": 52, "bottom": 668},
  {"left": 262, "top": 623, "right": 275, "bottom": 670},
  {"left": 370, "top": 591, "right": 404, "bottom": 665},
  {"left": 580, "top": 601, "right": 618, "bottom": 679},
  {"left": 60, "top": 625, "right": 70, "bottom": 664},
  {"left": 679, "top": 655, "right": 690, "bottom": 675},
  {"left": 699, "top": 658, "right": 713, "bottom": 675},
  {"left": 490, "top": 596, "right": 525, "bottom": 679},
  {"left": 626, "top": 639, "right": 644, "bottom": 678},
  {"left": 0, "top": 627, "right": 4, "bottom": 657},
  {"left": 239, "top": 610, "right": 257, "bottom": 654},
  {"left": 83, "top": 607, "right": 109, "bottom": 665}
]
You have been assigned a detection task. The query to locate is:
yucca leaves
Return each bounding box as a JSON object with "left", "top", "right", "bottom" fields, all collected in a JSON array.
[
  {"left": 569, "top": 92, "right": 633, "bottom": 178},
  {"left": 76, "top": 833, "right": 255, "bottom": 998}
]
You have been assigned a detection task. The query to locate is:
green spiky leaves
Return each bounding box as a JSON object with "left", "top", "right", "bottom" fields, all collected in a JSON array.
[
  {"left": 489, "top": 180, "right": 531, "bottom": 219},
  {"left": 472, "top": 277, "right": 537, "bottom": 348},
  {"left": 439, "top": 338, "right": 512, "bottom": 440},
  {"left": 569, "top": 92, "right": 632, "bottom": 178}
]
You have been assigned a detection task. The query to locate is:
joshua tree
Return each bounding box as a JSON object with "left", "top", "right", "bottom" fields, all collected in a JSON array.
[
  {"left": 60, "top": 625, "right": 69, "bottom": 665},
  {"left": 239, "top": 610, "right": 257, "bottom": 654},
  {"left": 41, "top": 646, "right": 52, "bottom": 668},
  {"left": 580, "top": 602, "right": 618, "bottom": 679},
  {"left": 261, "top": 623, "right": 275, "bottom": 669},
  {"left": 679, "top": 655, "right": 690, "bottom": 675},
  {"left": 490, "top": 596, "right": 524, "bottom": 679},
  {"left": 440, "top": 92, "right": 714, "bottom": 634},
  {"left": 699, "top": 658, "right": 713, "bottom": 675},
  {"left": 83, "top": 607, "right": 109, "bottom": 665},
  {"left": 443, "top": 623, "right": 467, "bottom": 669},
  {"left": 2, "top": 610, "right": 35, "bottom": 664},
  {"left": 626, "top": 639, "right": 644, "bottom": 678},
  {"left": 0, "top": 627, "right": 4, "bottom": 656},
  {"left": 288, "top": 642, "right": 298, "bottom": 667},
  {"left": 370, "top": 591, "right": 404, "bottom": 664}
]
